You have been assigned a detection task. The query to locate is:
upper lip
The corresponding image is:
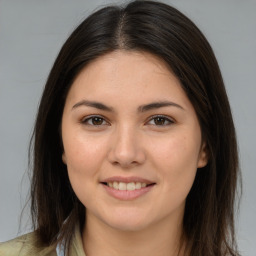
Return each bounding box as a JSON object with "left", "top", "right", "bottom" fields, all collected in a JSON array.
[{"left": 101, "top": 176, "right": 155, "bottom": 184}]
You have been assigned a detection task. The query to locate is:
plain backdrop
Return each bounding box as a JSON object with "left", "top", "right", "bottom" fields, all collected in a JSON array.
[{"left": 0, "top": 0, "right": 255, "bottom": 255}]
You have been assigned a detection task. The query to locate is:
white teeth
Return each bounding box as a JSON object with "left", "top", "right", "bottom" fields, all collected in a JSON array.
[
  {"left": 113, "top": 181, "right": 119, "bottom": 189},
  {"left": 106, "top": 181, "right": 150, "bottom": 190},
  {"left": 118, "top": 182, "right": 126, "bottom": 190},
  {"left": 127, "top": 182, "right": 135, "bottom": 191},
  {"left": 135, "top": 182, "right": 141, "bottom": 189}
]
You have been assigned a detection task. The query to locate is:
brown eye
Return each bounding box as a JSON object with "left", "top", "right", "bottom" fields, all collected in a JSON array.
[
  {"left": 82, "top": 116, "right": 108, "bottom": 126},
  {"left": 147, "top": 115, "right": 174, "bottom": 126},
  {"left": 91, "top": 117, "right": 104, "bottom": 125},
  {"left": 154, "top": 117, "right": 166, "bottom": 125}
]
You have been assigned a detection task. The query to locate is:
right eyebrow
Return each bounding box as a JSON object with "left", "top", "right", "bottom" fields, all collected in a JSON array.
[{"left": 72, "top": 100, "right": 114, "bottom": 112}]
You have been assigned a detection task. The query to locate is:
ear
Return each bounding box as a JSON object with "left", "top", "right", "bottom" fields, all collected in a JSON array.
[
  {"left": 62, "top": 152, "right": 67, "bottom": 165},
  {"left": 197, "top": 142, "right": 208, "bottom": 168}
]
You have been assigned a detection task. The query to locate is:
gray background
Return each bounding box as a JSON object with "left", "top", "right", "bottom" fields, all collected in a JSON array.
[{"left": 0, "top": 0, "right": 255, "bottom": 255}]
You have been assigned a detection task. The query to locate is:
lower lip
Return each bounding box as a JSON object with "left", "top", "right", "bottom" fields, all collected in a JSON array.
[{"left": 102, "top": 184, "right": 155, "bottom": 200}]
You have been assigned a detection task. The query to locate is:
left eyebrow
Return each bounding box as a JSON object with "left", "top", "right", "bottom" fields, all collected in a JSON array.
[{"left": 138, "top": 101, "right": 184, "bottom": 112}]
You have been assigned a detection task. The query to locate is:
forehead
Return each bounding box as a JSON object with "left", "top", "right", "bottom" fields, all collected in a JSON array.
[
  {"left": 65, "top": 50, "right": 191, "bottom": 111},
  {"left": 73, "top": 50, "right": 174, "bottom": 85}
]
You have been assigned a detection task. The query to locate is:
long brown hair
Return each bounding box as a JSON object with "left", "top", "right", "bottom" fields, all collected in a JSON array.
[{"left": 30, "top": 1, "right": 241, "bottom": 255}]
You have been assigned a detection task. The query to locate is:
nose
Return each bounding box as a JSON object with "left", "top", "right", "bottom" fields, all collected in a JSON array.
[{"left": 107, "top": 125, "right": 146, "bottom": 168}]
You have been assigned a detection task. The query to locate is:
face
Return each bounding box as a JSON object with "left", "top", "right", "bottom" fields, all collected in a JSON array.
[{"left": 61, "top": 51, "right": 207, "bottom": 232}]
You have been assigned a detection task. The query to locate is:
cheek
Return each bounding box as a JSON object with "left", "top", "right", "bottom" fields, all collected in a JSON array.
[
  {"left": 153, "top": 134, "right": 200, "bottom": 166},
  {"left": 64, "top": 134, "right": 106, "bottom": 171},
  {"left": 63, "top": 135, "right": 106, "bottom": 188},
  {"left": 63, "top": 136, "right": 107, "bottom": 207},
  {"left": 151, "top": 134, "right": 200, "bottom": 196}
]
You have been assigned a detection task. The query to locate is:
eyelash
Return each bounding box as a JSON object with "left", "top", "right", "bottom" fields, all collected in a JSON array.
[
  {"left": 81, "top": 115, "right": 109, "bottom": 126},
  {"left": 146, "top": 115, "right": 174, "bottom": 126},
  {"left": 81, "top": 115, "right": 174, "bottom": 127}
]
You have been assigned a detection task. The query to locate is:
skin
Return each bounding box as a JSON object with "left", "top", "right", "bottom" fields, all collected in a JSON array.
[{"left": 61, "top": 50, "right": 208, "bottom": 256}]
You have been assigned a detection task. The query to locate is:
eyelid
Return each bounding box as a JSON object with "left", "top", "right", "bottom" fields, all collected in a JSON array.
[
  {"left": 146, "top": 114, "right": 175, "bottom": 126},
  {"left": 81, "top": 114, "right": 110, "bottom": 126}
]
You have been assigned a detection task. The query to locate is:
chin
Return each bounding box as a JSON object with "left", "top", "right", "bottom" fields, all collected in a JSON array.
[
  {"left": 107, "top": 219, "right": 150, "bottom": 232},
  {"left": 105, "top": 212, "right": 154, "bottom": 232}
]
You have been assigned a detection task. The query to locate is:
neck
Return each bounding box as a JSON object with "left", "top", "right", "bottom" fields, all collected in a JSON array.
[{"left": 82, "top": 212, "right": 186, "bottom": 256}]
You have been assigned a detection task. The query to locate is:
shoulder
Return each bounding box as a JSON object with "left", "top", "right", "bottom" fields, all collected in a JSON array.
[{"left": 0, "top": 232, "right": 57, "bottom": 256}]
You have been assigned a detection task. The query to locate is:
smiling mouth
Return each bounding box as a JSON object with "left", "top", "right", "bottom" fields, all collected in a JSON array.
[{"left": 101, "top": 181, "right": 155, "bottom": 191}]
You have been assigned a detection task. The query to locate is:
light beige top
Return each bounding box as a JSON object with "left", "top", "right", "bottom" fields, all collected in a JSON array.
[{"left": 0, "top": 224, "right": 86, "bottom": 256}]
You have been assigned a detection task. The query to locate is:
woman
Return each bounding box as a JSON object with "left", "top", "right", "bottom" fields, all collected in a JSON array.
[{"left": 0, "top": 0, "right": 241, "bottom": 255}]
